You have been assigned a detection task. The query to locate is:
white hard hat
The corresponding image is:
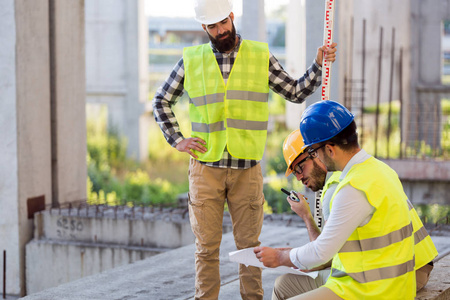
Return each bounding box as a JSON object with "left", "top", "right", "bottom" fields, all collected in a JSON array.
[{"left": 194, "top": 0, "right": 233, "bottom": 25}]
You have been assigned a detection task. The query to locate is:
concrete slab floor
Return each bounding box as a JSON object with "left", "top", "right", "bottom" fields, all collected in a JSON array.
[
  {"left": 19, "top": 222, "right": 450, "bottom": 300},
  {"left": 0, "top": 296, "right": 20, "bottom": 300}
]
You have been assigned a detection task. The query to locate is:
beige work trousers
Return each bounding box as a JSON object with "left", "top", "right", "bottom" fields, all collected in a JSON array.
[
  {"left": 272, "top": 269, "right": 331, "bottom": 300},
  {"left": 272, "top": 262, "right": 434, "bottom": 299},
  {"left": 416, "top": 262, "right": 434, "bottom": 291},
  {"left": 188, "top": 159, "right": 265, "bottom": 300}
]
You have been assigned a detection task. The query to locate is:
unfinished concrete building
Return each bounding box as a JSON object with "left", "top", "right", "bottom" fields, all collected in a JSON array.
[{"left": 0, "top": 0, "right": 449, "bottom": 298}]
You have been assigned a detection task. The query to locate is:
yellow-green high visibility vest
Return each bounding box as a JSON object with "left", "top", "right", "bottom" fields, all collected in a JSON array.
[
  {"left": 325, "top": 157, "right": 416, "bottom": 300},
  {"left": 406, "top": 199, "right": 438, "bottom": 269},
  {"left": 327, "top": 174, "right": 438, "bottom": 272},
  {"left": 183, "top": 40, "right": 270, "bottom": 162},
  {"left": 320, "top": 171, "right": 341, "bottom": 204}
]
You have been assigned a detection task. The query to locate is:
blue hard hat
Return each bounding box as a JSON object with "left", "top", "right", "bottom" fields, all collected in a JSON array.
[{"left": 300, "top": 100, "right": 355, "bottom": 147}]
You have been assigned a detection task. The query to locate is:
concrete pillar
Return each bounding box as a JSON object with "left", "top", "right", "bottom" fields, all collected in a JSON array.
[
  {"left": 0, "top": 1, "right": 52, "bottom": 296},
  {"left": 412, "top": 0, "right": 444, "bottom": 86},
  {"left": 350, "top": 0, "right": 409, "bottom": 107},
  {"left": 85, "top": 0, "right": 148, "bottom": 161},
  {"left": 51, "top": 0, "right": 87, "bottom": 206},
  {"left": 408, "top": 0, "right": 450, "bottom": 148},
  {"left": 285, "top": 0, "right": 340, "bottom": 130},
  {"left": 0, "top": 0, "right": 86, "bottom": 296},
  {"left": 241, "top": 0, "right": 267, "bottom": 42},
  {"left": 331, "top": 0, "right": 413, "bottom": 150},
  {"left": 336, "top": 0, "right": 354, "bottom": 109},
  {"left": 305, "top": 0, "right": 339, "bottom": 106},
  {"left": 285, "top": 0, "right": 307, "bottom": 129}
]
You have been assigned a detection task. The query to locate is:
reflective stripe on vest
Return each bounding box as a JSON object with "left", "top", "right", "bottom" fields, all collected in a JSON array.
[
  {"left": 331, "top": 256, "right": 415, "bottom": 283},
  {"left": 405, "top": 199, "right": 438, "bottom": 269},
  {"left": 183, "top": 40, "right": 270, "bottom": 161},
  {"left": 191, "top": 121, "right": 225, "bottom": 133},
  {"left": 405, "top": 200, "right": 427, "bottom": 245},
  {"left": 325, "top": 157, "right": 416, "bottom": 299},
  {"left": 339, "top": 222, "right": 413, "bottom": 253},
  {"left": 189, "top": 90, "right": 267, "bottom": 107},
  {"left": 191, "top": 119, "right": 268, "bottom": 132},
  {"left": 190, "top": 93, "right": 225, "bottom": 107},
  {"left": 329, "top": 179, "right": 438, "bottom": 272},
  {"left": 227, "top": 119, "right": 268, "bottom": 130}
]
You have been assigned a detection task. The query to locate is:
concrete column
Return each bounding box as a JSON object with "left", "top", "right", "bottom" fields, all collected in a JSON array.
[
  {"left": 85, "top": 0, "right": 148, "bottom": 161},
  {"left": 408, "top": 0, "right": 449, "bottom": 148},
  {"left": 241, "top": 0, "right": 267, "bottom": 42},
  {"left": 285, "top": 0, "right": 340, "bottom": 130},
  {"left": 306, "top": 0, "right": 339, "bottom": 106},
  {"left": 125, "top": 0, "right": 149, "bottom": 161},
  {"left": 285, "top": 0, "right": 307, "bottom": 130},
  {"left": 0, "top": 0, "right": 86, "bottom": 296},
  {"left": 0, "top": 1, "right": 52, "bottom": 296},
  {"left": 51, "top": 0, "right": 87, "bottom": 206}
]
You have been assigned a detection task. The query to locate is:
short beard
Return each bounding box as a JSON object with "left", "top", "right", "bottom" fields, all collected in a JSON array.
[
  {"left": 207, "top": 22, "right": 237, "bottom": 53},
  {"left": 308, "top": 159, "right": 327, "bottom": 192}
]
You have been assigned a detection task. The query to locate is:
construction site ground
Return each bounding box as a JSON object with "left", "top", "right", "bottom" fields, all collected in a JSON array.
[{"left": 20, "top": 213, "right": 450, "bottom": 300}]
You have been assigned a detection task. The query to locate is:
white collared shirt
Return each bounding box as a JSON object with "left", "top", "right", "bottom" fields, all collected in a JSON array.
[{"left": 290, "top": 149, "right": 375, "bottom": 270}]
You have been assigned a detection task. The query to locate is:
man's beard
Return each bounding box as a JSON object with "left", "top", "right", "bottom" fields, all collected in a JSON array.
[
  {"left": 207, "top": 22, "right": 237, "bottom": 53},
  {"left": 307, "top": 159, "right": 327, "bottom": 192}
]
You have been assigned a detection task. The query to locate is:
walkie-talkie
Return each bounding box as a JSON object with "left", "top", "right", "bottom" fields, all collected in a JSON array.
[{"left": 281, "top": 188, "right": 300, "bottom": 202}]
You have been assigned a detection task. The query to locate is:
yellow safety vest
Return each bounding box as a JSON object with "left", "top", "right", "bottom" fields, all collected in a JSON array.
[
  {"left": 406, "top": 199, "right": 438, "bottom": 269},
  {"left": 320, "top": 171, "right": 341, "bottom": 204},
  {"left": 327, "top": 174, "right": 438, "bottom": 271},
  {"left": 325, "top": 157, "right": 416, "bottom": 299},
  {"left": 183, "top": 40, "right": 270, "bottom": 161}
]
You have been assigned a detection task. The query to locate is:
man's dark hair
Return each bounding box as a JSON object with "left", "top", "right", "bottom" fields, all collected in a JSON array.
[{"left": 323, "top": 120, "right": 359, "bottom": 152}]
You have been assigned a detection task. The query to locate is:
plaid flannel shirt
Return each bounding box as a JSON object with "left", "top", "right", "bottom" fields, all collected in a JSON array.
[{"left": 152, "top": 35, "right": 322, "bottom": 169}]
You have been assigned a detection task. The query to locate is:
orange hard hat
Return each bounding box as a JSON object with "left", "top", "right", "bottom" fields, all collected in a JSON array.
[{"left": 283, "top": 129, "right": 307, "bottom": 177}]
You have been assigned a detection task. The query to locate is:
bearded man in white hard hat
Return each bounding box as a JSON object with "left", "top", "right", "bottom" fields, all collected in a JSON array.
[{"left": 152, "top": 0, "right": 337, "bottom": 299}]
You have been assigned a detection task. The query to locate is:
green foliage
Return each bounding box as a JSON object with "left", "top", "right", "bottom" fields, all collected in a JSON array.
[
  {"left": 363, "top": 100, "right": 401, "bottom": 114},
  {"left": 266, "top": 150, "right": 288, "bottom": 175},
  {"left": 443, "top": 116, "right": 450, "bottom": 154},
  {"left": 86, "top": 104, "right": 188, "bottom": 207},
  {"left": 148, "top": 96, "right": 191, "bottom": 162},
  {"left": 263, "top": 174, "right": 304, "bottom": 214},
  {"left": 263, "top": 98, "right": 290, "bottom": 176},
  {"left": 444, "top": 75, "right": 450, "bottom": 85},
  {"left": 442, "top": 99, "right": 450, "bottom": 115},
  {"left": 360, "top": 99, "right": 450, "bottom": 159},
  {"left": 88, "top": 87, "right": 450, "bottom": 215},
  {"left": 363, "top": 127, "right": 402, "bottom": 158},
  {"left": 415, "top": 204, "right": 450, "bottom": 224},
  {"left": 268, "top": 91, "right": 287, "bottom": 116},
  {"left": 122, "top": 170, "right": 183, "bottom": 206}
]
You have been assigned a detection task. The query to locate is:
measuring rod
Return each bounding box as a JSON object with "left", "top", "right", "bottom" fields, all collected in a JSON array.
[{"left": 314, "top": 0, "right": 336, "bottom": 230}]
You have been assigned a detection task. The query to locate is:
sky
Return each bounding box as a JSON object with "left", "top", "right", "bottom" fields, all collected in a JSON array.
[{"left": 145, "top": 0, "right": 289, "bottom": 18}]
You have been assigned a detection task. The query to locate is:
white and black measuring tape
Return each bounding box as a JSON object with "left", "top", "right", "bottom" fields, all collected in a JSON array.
[{"left": 314, "top": 0, "right": 336, "bottom": 230}]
